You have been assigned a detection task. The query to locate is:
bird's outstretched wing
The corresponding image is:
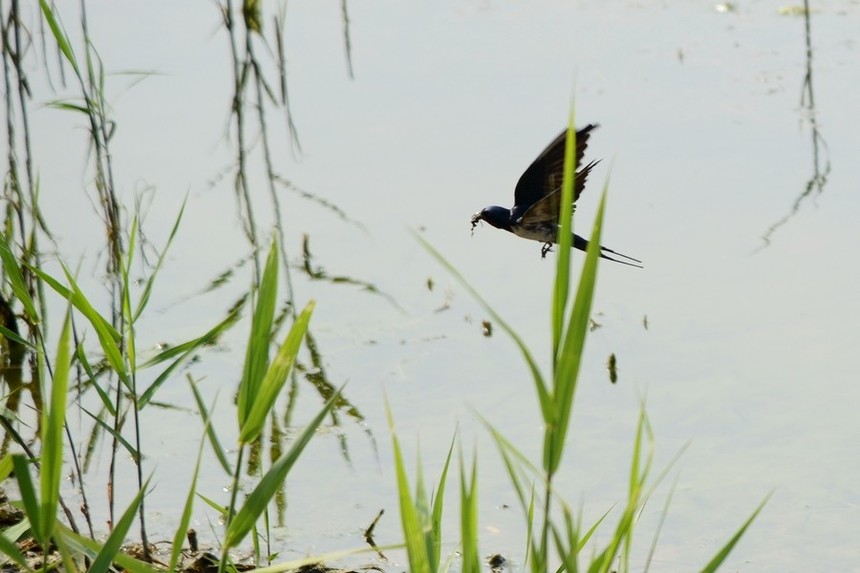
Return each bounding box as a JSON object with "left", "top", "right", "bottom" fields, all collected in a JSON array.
[
  {"left": 516, "top": 159, "right": 599, "bottom": 227},
  {"left": 513, "top": 124, "right": 599, "bottom": 210}
]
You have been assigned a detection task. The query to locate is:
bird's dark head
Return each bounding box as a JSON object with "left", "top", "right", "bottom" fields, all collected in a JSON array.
[{"left": 470, "top": 206, "right": 511, "bottom": 234}]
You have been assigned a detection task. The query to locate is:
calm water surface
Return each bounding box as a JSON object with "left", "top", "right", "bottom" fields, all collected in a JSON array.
[{"left": 22, "top": 1, "right": 860, "bottom": 571}]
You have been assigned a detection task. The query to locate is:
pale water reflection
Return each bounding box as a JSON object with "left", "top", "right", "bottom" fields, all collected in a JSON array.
[{"left": 17, "top": 1, "right": 860, "bottom": 571}]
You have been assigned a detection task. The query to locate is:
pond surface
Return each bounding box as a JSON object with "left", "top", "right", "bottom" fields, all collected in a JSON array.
[{"left": 16, "top": 1, "right": 860, "bottom": 571}]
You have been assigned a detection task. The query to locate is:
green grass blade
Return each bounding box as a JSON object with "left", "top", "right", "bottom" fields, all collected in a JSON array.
[
  {"left": 38, "top": 307, "right": 73, "bottom": 542},
  {"left": 0, "top": 232, "right": 39, "bottom": 324},
  {"left": 525, "top": 488, "right": 540, "bottom": 573},
  {"left": 187, "top": 375, "right": 232, "bottom": 474},
  {"left": 237, "top": 239, "right": 279, "bottom": 429},
  {"left": 459, "top": 446, "right": 480, "bottom": 573},
  {"left": 0, "top": 453, "right": 13, "bottom": 480},
  {"left": 552, "top": 110, "right": 578, "bottom": 362},
  {"left": 413, "top": 231, "right": 552, "bottom": 419},
  {"left": 239, "top": 300, "right": 314, "bottom": 443},
  {"left": 74, "top": 344, "right": 116, "bottom": 415},
  {"left": 11, "top": 455, "right": 41, "bottom": 543},
  {"left": 578, "top": 507, "right": 612, "bottom": 552},
  {"left": 546, "top": 190, "right": 606, "bottom": 475},
  {"left": 700, "top": 492, "right": 772, "bottom": 573},
  {"left": 196, "top": 493, "right": 227, "bottom": 515},
  {"left": 644, "top": 477, "right": 678, "bottom": 573},
  {"left": 169, "top": 412, "right": 210, "bottom": 572},
  {"left": 430, "top": 436, "right": 455, "bottom": 572},
  {"left": 139, "top": 305, "right": 242, "bottom": 407},
  {"left": 0, "top": 325, "right": 35, "bottom": 351},
  {"left": 38, "top": 0, "right": 80, "bottom": 74},
  {"left": 224, "top": 385, "right": 343, "bottom": 550},
  {"left": 81, "top": 406, "right": 140, "bottom": 463},
  {"left": 121, "top": 218, "right": 138, "bottom": 371},
  {"left": 141, "top": 305, "right": 242, "bottom": 368},
  {"left": 0, "top": 532, "right": 32, "bottom": 572},
  {"left": 551, "top": 520, "right": 578, "bottom": 573},
  {"left": 481, "top": 419, "right": 545, "bottom": 513},
  {"left": 88, "top": 479, "right": 150, "bottom": 573},
  {"left": 56, "top": 522, "right": 161, "bottom": 573},
  {"left": 414, "top": 449, "right": 434, "bottom": 570},
  {"left": 31, "top": 264, "right": 127, "bottom": 384},
  {"left": 133, "top": 197, "right": 187, "bottom": 323},
  {"left": 386, "top": 398, "right": 432, "bottom": 573}
]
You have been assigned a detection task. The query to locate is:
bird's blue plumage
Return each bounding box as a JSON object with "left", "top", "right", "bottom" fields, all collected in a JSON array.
[{"left": 470, "top": 124, "right": 642, "bottom": 268}]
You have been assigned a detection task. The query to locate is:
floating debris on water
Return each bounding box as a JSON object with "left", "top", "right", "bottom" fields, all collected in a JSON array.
[
  {"left": 607, "top": 353, "right": 618, "bottom": 384},
  {"left": 482, "top": 320, "right": 493, "bottom": 337}
]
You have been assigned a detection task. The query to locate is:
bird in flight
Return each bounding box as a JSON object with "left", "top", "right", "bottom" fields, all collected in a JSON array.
[{"left": 470, "top": 124, "right": 642, "bottom": 268}]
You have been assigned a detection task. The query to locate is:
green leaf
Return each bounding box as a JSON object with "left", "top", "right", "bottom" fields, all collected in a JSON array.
[
  {"left": 11, "top": 455, "right": 41, "bottom": 543},
  {"left": 38, "top": 307, "right": 73, "bottom": 542},
  {"left": 30, "top": 264, "right": 127, "bottom": 385},
  {"left": 0, "top": 232, "right": 39, "bottom": 324},
  {"left": 700, "top": 492, "right": 772, "bottom": 573},
  {"left": 413, "top": 231, "right": 551, "bottom": 420},
  {"left": 0, "top": 453, "right": 13, "bottom": 480},
  {"left": 546, "top": 189, "right": 606, "bottom": 475},
  {"left": 430, "top": 436, "right": 455, "bottom": 572},
  {"left": 139, "top": 305, "right": 242, "bottom": 407},
  {"left": 237, "top": 240, "right": 279, "bottom": 429},
  {"left": 82, "top": 406, "right": 140, "bottom": 463},
  {"left": 223, "top": 386, "right": 343, "bottom": 550},
  {"left": 87, "top": 479, "right": 151, "bottom": 573},
  {"left": 552, "top": 111, "right": 578, "bottom": 363},
  {"left": 188, "top": 375, "right": 232, "bottom": 474},
  {"left": 133, "top": 197, "right": 187, "bottom": 322},
  {"left": 38, "top": 0, "right": 80, "bottom": 74},
  {"left": 387, "top": 401, "right": 432, "bottom": 573},
  {"left": 56, "top": 521, "right": 161, "bottom": 573},
  {"left": 239, "top": 300, "right": 314, "bottom": 443},
  {"left": 169, "top": 414, "right": 209, "bottom": 572},
  {"left": 0, "top": 539, "right": 32, "bottom": 572},
  {"left": 459, "top": 446, "right": 480, "bottom": 573}
]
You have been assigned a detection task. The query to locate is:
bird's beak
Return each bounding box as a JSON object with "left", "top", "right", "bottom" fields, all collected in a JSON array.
[{"left": 470, "top": 211, "right": 483, "bottom": 234}]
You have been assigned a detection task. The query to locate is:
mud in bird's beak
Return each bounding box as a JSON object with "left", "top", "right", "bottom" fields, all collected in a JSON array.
[{"left": 470, "top": 211, "right": 484, "bottom": 234}]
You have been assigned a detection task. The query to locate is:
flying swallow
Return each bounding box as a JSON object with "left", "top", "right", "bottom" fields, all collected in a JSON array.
[{"left": 470, "top": 124, "right": 642, "bottom": 267}]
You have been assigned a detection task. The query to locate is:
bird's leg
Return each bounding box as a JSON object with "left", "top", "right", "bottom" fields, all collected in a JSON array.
[{"left": 541, "top": 242, "right": 553, "bottom": 258}]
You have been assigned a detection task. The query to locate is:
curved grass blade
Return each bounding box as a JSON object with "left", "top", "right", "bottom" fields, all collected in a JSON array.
[
  {"left": 38, "top": 0, "right": 80, "bottom": 74},
  {"left": 0, "top": 532, "right": 31, "bottom": 572},
  {"left": 413, "top": 231, "right": 551, "bottom": 420},
  {"left": 139, "top": 304, "right": 242, "bottom": 407},
  {"left": 56, "top": 522, "right": 161, "bottom": 573},
  {"left": 187, "top": 375, "right": 232, "bottom": 474},
  {"left": 168, "top": 408, "right": 210, "bottom": 572},
  {"left": 223, "top": 385, "right": 343, "bottom": 550},
  {"left": 133, "top": 197, "right": 187, "bottom": 323},
  {"left": 30, "top": 265, "right": 127, "bottom": 385},
  {"left": 11, "top": 455, "right": 41, "bottom": 543},
  {"left": 86, "top": 478, "right": 151, "bottom": 573},
  {"left": 700, "top": 492, "right": 772, "bottom": 573}
]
